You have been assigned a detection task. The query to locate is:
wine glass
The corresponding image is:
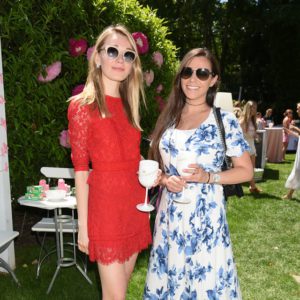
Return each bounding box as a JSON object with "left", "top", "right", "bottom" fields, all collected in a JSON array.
[
  {"left": 175, "top": 151, "right": 197, "bottom": 204},
  {"left": 137, "top": 160, "right": 159, "bottom": 212}
]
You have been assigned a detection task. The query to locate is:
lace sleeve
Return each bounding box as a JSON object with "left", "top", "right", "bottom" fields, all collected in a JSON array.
[{"left": 68, "top": 100, "right": 90, "bottom": 171}]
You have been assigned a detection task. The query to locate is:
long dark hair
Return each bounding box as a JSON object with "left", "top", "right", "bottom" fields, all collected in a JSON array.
[{"left": 149, "top": 48, "right": 220, "bottom": 168}]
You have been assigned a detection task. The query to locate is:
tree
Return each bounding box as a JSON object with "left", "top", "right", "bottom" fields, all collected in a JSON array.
[{"left": 140, "top": 0, "right": 300, "bottom": 119}]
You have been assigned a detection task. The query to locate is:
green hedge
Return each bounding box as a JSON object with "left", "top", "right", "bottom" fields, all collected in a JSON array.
[{"left": 0, "top": 0, "right": 178, "bottom": 199}]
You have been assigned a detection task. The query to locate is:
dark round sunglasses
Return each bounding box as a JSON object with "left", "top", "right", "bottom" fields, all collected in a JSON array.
[
  {"left": 180, "top": 67, "right": 215, "bottom": 81},
  {"left": 100, "top": 46, "right": 136, "bottom": 63}
]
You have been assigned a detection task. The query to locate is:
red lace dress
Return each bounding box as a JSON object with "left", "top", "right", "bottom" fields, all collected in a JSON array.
[{"left": 68, "top": 95, "right": 152, "bottom": 264}]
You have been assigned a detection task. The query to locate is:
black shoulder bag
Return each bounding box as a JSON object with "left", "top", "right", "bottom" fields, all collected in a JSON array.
[{"left": 213, "top": 107, "right": 244, "bottom": 200}]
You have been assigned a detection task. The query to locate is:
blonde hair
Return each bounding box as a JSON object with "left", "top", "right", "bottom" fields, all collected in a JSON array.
[
  {"left": 71, "top": 24, "right": 145, "bottom": 130},
  {"left": 240, "top": 100, "right": 257, "bottom": 132}
]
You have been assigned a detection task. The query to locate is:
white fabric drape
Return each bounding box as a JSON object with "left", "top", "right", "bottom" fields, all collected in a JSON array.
[{"left": 0, "top": 38, "right": 15, "bottom": 271}]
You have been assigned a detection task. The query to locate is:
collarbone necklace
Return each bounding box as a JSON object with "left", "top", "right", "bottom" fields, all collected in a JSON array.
[{"left": 185, "top": 100, "right": 206, "bottom": 106}]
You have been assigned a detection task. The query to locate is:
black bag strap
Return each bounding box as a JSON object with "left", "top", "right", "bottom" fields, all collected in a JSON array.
[
  {"left": 213, "top": 107, "right": 226, "bottom": 150},
  {"left": 213, "top": 106, "right": 231, "bottom": 169}
]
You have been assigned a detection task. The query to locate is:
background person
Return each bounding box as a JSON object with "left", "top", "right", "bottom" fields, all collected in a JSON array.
[
  {"left": 256, "top": 111, "right": 266, "bottom": 129},
  {"left": 283, "top": 103, "right": 300, "bottom": 199},
  {"left": 239, "top": 100, "right": 262, "bottom": 193},
  {"left": 263, "top": 108, "right": 274, "bottom": 127},
  {"left": 282, "top": 108, "right": 294, "bottom": 161},
  {"left": 144, "top": 48, "right": 252, "bottom": 299},
  {"left": 68, "top": 24, "right": 152, "bottom": 299}
]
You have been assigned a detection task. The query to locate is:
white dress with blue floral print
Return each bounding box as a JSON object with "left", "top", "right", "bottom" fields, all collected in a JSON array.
[{"left": 144, "top": 109, "right": 250, "bottom": 300}]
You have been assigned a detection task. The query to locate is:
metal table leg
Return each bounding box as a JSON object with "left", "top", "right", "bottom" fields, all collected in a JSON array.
[
  {"left": 46, "top": 208, "right": 92, "bottom": 294},
  {"left": 0, "top": 258, "right": 21, "bottom": 287}
]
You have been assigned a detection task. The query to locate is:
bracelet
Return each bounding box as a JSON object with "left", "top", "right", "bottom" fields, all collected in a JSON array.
[{"left": 206, "top": 172, "right": 210, "bottom": 184}]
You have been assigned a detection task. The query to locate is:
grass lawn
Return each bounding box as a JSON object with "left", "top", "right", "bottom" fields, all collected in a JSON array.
[{"left": 0, "top": 153, "right": 299, "bottom": 299}]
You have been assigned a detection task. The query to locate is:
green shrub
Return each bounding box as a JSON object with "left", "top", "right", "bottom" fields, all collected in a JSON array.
[{"left": 0, "top": 0, "right": 178, "bottom": 198}]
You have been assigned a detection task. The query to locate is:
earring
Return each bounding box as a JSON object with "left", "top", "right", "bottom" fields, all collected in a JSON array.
[{"left": 96, "top": 63, "right": 100, "bottom": 69}]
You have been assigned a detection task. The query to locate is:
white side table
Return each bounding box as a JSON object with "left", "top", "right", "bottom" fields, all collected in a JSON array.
[{"left": 18, "top": 196, "right": 92, "bottom": 293}]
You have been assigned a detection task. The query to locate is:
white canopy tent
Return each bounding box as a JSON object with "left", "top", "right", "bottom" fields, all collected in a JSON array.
[{"left": 0, "top": 38, "right": 16, "bottom": 271}]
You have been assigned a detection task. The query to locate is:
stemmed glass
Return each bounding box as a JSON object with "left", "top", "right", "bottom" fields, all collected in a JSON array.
[
  {"left": 137, "top": 160, "right": 159, "bottom": 212},
  {"left": 175, "top": 151, "right": 197, "bottom": 204}
]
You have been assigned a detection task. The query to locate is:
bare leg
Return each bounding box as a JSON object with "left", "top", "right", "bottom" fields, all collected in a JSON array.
[
  {"left": 97, "top": 252, "right": 138, "bottom": 300},
  {"left": 282, "top": 142, "right": 288, "bottom": 160},
  {"left": 249, "top": 155, "right": 261, "bottom": 193},
  {"left": 283, "top": 189, "right": 294, "bottom": 199},
  {"left": 124, "top": 252, "right": 138, "bottom": 282}
]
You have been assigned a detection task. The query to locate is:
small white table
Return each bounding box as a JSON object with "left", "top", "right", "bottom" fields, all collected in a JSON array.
[{"left": 18, "top": 196, "right": 92, "bottom": 293}]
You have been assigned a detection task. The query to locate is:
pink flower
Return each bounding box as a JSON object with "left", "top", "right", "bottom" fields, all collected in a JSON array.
[
  {"left": 0, "top": 96, "right": 5, "bottom": 104},
  {"left": 72, "top": 84, "right": 85, "bottom": 96},
  {"left": 156, "top": 84, "right": 163, "bottom": 94},
  {"left": 69, "top": 38, "right": 88, "bottom": 57},
  {"left": 59, "top": 130, "right": 70, "bottom": 148},
  {"left": 38, "top": 61, "right": 62, "bottom": 83},
  {"left": 132, "top": 32, "right": 149, "bottom": 54},
  {"left": 87, "top": 46, "right": 95, "bottom": 60},
  {"left": 0, "top": 143, "right": 8, "bottom": 156},
  {"left": 143, "top": 70, "right": 154, "bottom": 87},
  {"left": 152, "top": 51, "right": 164, "bottom": 68},
  {"left": 155, "top": 96, "right": 165, "bottom": 112},
  {"left": 0, "top": 118, "right": 6, "bottom": 129}
]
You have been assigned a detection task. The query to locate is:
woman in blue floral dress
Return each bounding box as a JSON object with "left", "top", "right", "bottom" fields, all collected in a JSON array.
[{"left": 144, "top": 48, "right": 253, "bottom": 299}]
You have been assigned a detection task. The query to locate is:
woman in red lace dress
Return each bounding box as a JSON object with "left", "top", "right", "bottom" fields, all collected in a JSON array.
[{"left": 68, "top": 25, "right": 152, "bottom": 299}]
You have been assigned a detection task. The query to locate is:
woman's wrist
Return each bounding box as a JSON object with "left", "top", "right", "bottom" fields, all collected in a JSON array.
[
  {"left": 78, "top": 221, "right": 88, "bottom": 230},
  {"left": 210, "top": 173, "right": 221, "bottom": 184},
  {"left": 160, "top": 173, "right": 168, "bottom": 186}
]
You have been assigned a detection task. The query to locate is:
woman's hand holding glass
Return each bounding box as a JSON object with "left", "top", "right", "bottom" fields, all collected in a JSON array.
[
  {"left": 137, "top": 160, "right": 161, "bottom": 212},
  {"left": 175, "top": 152, "right": 199, "bottom": 203},
  {"left": 152, "top": 169, "right": 162, "bottom": 187},
  {"left": 180, "top": 163, "right": 209, "bottom": 183},
  {"left": 163, "top": 175, "right": 186, "bottom": 193}
]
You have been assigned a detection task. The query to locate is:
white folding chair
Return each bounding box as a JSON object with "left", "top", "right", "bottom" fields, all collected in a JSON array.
[
  {"left": 0, "top": 231, "right": 20, "bottom": 286},
  {"left": 32, "top": 167, "right": 87, "bottom": 280}
]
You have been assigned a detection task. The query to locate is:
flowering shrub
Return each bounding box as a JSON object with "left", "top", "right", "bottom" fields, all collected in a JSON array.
[
  {"left": 72, "top": 84, "right": 85, "bottom": 96},
  {"left": 87, "top": 46, "right": 95, "bottom": 60},
  {"left": 152, "top": 51, "right": 164, "bottom": 68},
  {"left": 155, "top": 96, "right": 165, "bottom": 112},
  {"left": 132, "top": 32, "right": 149, "bottom": 54},
  {"left": 156, "top": 84, "right": 163, "bottom": 93},
  {"left": 143, "top": 70, "right": 154, "bottom": 87},
  {"left": 59, "top": 130, "right": 70, "bottom": 148},
  {"left": 38, "top": 61, "right": 62, "bottom": 83},
  {"left": 1, "top": 0, "right": 178, "bottom": 197},
  {"left": 69, "top": 38, "right": 88, "bottom": 57}
]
